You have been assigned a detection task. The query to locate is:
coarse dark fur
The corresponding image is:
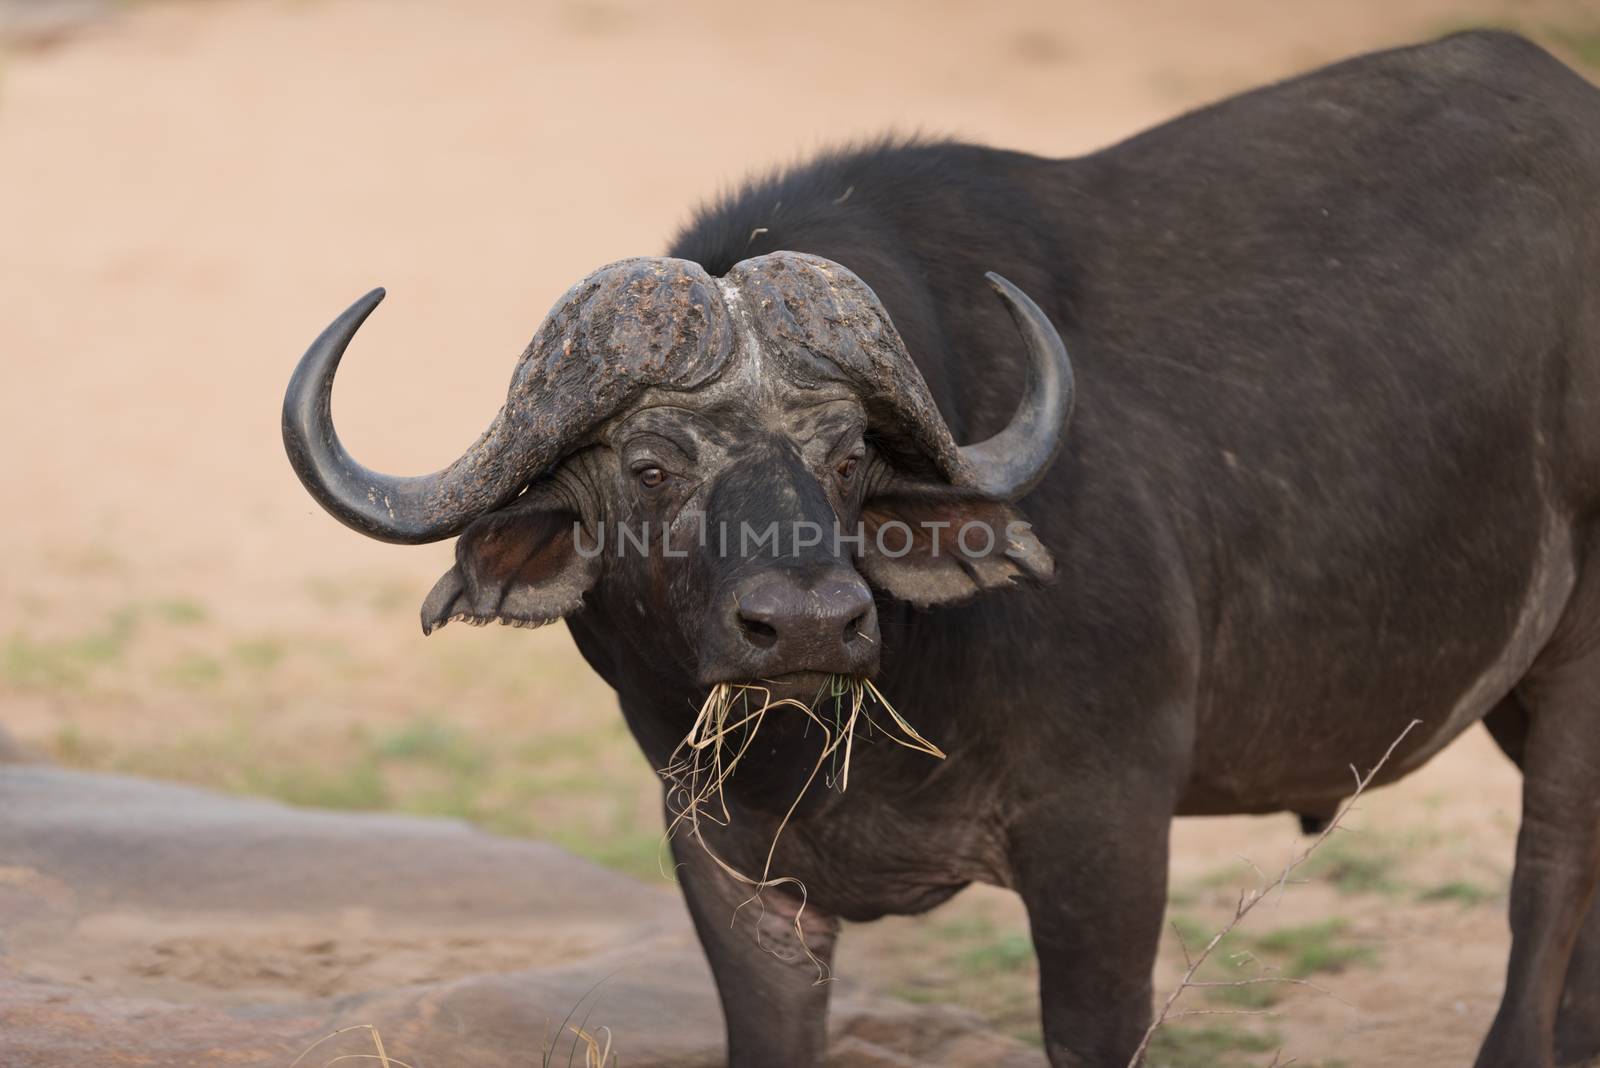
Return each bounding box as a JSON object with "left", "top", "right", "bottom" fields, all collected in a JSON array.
[{"left": 424, "top": 30, "right": 1600, "bottom": 1067}]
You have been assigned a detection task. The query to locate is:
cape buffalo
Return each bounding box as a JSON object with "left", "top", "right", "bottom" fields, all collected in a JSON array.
[{"left": 283, "top": 31, "right": 1600, "bottom": 1068}]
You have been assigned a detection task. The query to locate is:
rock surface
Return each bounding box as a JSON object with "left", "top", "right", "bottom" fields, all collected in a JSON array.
[{"left": 0, "top": 767, "right": 1044, "bottom": 1066}]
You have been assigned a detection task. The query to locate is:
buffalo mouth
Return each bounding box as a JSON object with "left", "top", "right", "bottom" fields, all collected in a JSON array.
[
  {"left": 707, "top": 670, "right": 867, "bottom": 708},
  {"left": 755, "top": 670, "right": 850, "bottom": 704},
  {"left": 669, "top": 674, "right": 944, "bottom": 808}
]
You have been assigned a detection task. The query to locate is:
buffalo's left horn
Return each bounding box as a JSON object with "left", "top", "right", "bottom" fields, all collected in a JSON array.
[
  {"left": 281, "top": 288, "right": 546, "bottom": 544},
  {"left": 954, "top": 273, "right": 1075, "bottom": 500}
]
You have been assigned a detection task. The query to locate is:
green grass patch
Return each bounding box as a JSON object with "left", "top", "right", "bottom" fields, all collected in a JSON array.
[
  {"left": 933, "top": 914, "right": 1005, "bottom": 941},
  {"left": 1255, "top": 918, "right": 1376, "bottom": 977},
  {"left": 1147, "top": 1023, "right": 1282, "bottom": 1068},
  {"left": 1419, "top": 879, "right": 1498, "bottom": 907},
  {"left": 162, "top": 651, "right": 224, "bottom": 688},
  {"left": 376, "top": 717, "right": 487, "bottom": 775},
  {"left": 1547, "top": 23, "right": 1600, "bottom": 71},
  {"left": 551, "top": 826, "right": 668, "bottom": 883},
  {"left": 52, "top": 723, "right": 100, "bottom": 763},
  {"left": 1, "top": 599, "right": 229, "bottom": 694},
  {"left": 869, "top": 910, "right": 1041, "bottom": 1045},
  {"left": 243, "top": 758, "right": 391, "bottom": 811},
  {"left": 1169, "top": 914, "right": 1210, "bottom": 947},
  {"left": 956, "top": 932, "right": 1034, "bottom": 976},
  {"left": 1, "top": 607, "right": 140, "bottom": 691},
  {"left": 74, "top": 713, "right": 669, "bottom": 885},
  {"left": 514, "top": 725, "right": 614, "bottom": 766},
  {"left": 926, "top": 914, "right": 1037, "bottom": 977},
  {"left": 231, "top": 636, "right": 287, "bottom": 671},
  {"left": 3, "top": 634, "right": 85, "bottom": 690},
  {"left": 1170, "top": 858, "right": 1279, "bottom": 907},
  {"left": 151, "top": 598, "right": 208, "bottom": 625},
  {"left": 1166, "top": 914, "right": 1375, "bottom": 1009},
  {"left": 1300, "top": 834, "right": 1403, "bottom": 896}
]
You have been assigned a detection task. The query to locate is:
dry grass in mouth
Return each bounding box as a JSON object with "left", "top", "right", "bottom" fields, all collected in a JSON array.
[{"left": 660, "top": 676, "right": 945, "bottom": 980}]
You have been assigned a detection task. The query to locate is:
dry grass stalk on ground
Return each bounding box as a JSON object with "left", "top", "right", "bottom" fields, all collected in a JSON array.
[{"left": 1127, "top": 719, "right": 1422, "bottom": 1067}]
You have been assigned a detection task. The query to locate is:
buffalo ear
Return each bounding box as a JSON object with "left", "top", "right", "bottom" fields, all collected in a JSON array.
[
  {"left": 420, "top": 492, "right": 599, "bottom": 634},
  {"left": 856, "top": 493, "right": 1053, "bottom": 608}
]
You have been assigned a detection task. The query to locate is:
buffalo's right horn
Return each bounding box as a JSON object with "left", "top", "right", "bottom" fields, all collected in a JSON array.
[
  {"left": 282, "top": 259, "right": 735, "bottom": 545},
  {"left": 281, "top": 289, "right": 550, "bottom": 545}
]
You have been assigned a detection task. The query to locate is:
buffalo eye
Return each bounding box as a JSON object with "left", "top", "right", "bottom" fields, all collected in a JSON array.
[
  {"left": 836, "top": 456, "right": 859, "bottom": 482},
  {"left": 637, "top": 466, "right": 668, "bottom": 490}
]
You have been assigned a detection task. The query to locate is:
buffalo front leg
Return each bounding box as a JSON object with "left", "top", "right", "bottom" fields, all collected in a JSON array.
[
  {"left": 1009, "top": 788, "right": 1174, "bottom": 1067},
  {"left": 1476, "top": 667, "right": 1600, "bottom": 1068},
  {"left": 668, "top": 826, "right": 838, "bottom": 1066}
]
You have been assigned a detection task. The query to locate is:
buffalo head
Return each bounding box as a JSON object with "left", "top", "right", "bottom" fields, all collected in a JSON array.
[{"left": 283, "top": 252, "right": 1072, "bottom": 698}]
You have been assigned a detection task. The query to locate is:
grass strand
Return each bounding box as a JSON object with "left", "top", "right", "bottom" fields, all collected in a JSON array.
[{"left": 659, "top": 676, "right": 943, "bottom": 981}]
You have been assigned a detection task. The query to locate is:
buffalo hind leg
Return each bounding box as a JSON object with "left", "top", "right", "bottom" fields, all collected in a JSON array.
[
  {"left": 1483, "top": 697, "right": 1600, "bottom": 1066},
  {"left": 668, "top": 825, "right": 838, "bottom": 1067},
  {"left": 1009, "top": 782, "right": 1173, "bottom": 1067},
  {"left": 1477, "top": 667, "right": 1600, "bottom": 1068}
]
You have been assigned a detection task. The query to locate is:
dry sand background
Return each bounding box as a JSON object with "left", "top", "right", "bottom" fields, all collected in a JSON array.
[{"left": 2, "top": 0, "right": 1598, "bottom": 1064}]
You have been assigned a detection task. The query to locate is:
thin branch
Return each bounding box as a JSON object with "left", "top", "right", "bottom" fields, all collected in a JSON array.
[{"left": 1125, "top": 719, "right": 1419, "bottom": 1067}]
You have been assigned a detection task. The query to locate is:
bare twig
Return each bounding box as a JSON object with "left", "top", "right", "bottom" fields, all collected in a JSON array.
[{"left": 1125, "top": 719, "right": 1420, "bottom": 1067}]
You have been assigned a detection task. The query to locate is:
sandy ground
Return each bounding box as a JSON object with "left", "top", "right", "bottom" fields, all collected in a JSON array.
[{"left": 2, "top": 0, "right": 1598, "bottom": 1064}]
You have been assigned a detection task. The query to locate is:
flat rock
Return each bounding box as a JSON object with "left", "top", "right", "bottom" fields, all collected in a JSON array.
[{"left": 0, "top": 767, "right": 1045, "bottom": 1066}]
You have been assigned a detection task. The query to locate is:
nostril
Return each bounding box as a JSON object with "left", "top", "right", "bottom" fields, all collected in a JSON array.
[
  {"left": 739, "top": 615, "right": 779, "bottom": 649},
  {"left": 734, "top": 578, "right": 874, "bottom": 656}
]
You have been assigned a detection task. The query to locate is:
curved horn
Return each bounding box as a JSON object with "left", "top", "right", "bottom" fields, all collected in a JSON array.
[
  {"left": 281, "top": 289, "right": 544, "bottom": 545},
  {"left": 954, "top": 273, "right": 1075, "bottom": 500},
  {"left": 722, "top": 253, "right": 1073, "bottom": 500},
  {"left": 284, "top": 260, "right": 736, "bottom": 546}
]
